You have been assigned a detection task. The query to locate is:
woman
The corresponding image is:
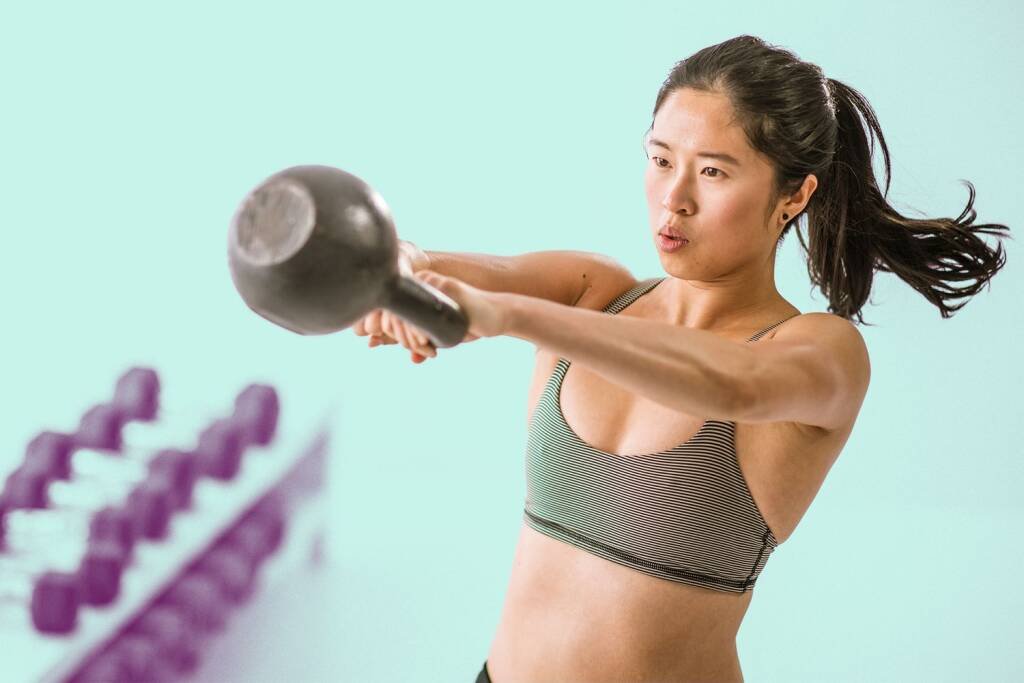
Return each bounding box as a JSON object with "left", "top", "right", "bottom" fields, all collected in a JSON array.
[{"left": 355, "top": 35, "right": 1009, "bottom": 682}]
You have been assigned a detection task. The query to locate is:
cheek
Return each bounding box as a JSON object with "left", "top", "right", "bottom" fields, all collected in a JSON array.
[
  {"left": 710, "top": 186, "right": 763, "bottom": 227},
  {"left": 643, "top": 170, "right": 658, "bottom": 203},
  {"left": 712, "top": 197, "right": 747, "bottom": 227}
]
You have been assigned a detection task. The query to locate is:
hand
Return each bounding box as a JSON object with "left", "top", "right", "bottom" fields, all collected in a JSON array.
[
  {"left": 351, "top": 270, "right": 511, "bottom": 363},
  {"left": 353, "top": 307, "right": 439, "bottom": 364},
  {"left": 351, "top": 246, "right": 437, "bottom": 363},
  {"left": 413, "top": 270, "right": 510, "bottom": 343}
]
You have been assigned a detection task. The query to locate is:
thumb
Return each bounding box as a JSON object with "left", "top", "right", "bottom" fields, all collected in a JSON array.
[{"left": 415, "top": 269, "right": 456, "bottom": 292}]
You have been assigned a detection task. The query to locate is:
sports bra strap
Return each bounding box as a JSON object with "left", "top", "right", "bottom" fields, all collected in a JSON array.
[{"left": 600, "top": 277, "right": 799, "bottom": 342}]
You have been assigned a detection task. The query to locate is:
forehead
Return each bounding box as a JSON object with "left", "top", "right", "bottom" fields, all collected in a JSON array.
[{"left": 647, "top": 89, "right": 749, "bottom": 155}]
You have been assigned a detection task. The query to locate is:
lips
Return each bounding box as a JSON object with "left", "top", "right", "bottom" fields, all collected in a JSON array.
[{"left": 659, "top": 224, "right": 687, "bottom": 240}]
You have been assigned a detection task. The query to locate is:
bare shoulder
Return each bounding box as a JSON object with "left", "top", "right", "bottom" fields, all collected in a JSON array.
[
  {"left": 768, "top": 312, "right": 872, "bottom": 416},
  {"left": 773, "top": 311, "right": 868, "bottom": 355}
]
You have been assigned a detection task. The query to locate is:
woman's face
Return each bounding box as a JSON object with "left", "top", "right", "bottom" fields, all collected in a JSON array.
[{"left": 644, "top": 88, "right": 780, "bottom": 278}]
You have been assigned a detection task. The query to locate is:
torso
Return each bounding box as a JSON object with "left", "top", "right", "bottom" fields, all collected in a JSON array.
[{"left": 486, "top": 277, "right": 860, "bottom": 682}]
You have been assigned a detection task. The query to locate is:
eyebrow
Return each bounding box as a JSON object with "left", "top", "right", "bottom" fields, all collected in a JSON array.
[{"left": 645, "top": 137, "right": 741, "bottom": 167}]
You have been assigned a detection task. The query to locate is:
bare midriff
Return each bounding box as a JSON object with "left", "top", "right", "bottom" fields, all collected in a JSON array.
[{"left": 486, "top": 522, "right": 752, "bottom": 682}]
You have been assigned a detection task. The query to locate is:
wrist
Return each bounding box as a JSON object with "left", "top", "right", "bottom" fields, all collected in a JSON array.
[{"left": 497, "top": 292, "right": 526, "bottom": 338}]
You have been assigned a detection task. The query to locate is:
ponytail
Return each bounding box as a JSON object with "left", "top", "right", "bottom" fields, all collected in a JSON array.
[
  {"left": 799, "top": 78, "right": 1010, "bottom": 324},
  {"left": 650, "top": 35, "right": 1012, "bottom": 325}
]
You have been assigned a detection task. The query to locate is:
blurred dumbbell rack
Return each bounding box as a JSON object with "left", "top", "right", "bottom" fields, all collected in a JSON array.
[{"left": 0, "top": 369, "right": 333, "bottom": 683}]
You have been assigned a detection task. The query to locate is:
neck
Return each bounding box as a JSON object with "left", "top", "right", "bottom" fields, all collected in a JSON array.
[{"left": 653, "top": 274, "right": 789, "bottom": 332}]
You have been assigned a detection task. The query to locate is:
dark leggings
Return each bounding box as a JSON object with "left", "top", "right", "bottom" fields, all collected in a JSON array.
[{"left": 475, "top": 660, "right": 492, "bottom": 683}]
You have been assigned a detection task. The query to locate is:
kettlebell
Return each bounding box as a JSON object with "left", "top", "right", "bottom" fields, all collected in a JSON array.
[{"left": 227, "top": 164, "right": 467, "bottom": 348}]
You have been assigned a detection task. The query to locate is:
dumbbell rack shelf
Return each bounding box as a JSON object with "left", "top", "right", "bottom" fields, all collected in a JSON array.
[{"left": 6, "top": 406, "right": 333, "bottom": 683}]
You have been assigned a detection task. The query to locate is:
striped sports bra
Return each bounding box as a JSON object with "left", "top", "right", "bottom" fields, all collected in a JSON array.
[{"left": 523, "top": 276, "right": 799, "bottom": 593}]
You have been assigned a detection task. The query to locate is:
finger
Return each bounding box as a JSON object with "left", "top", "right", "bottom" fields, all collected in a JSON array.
[
  {"left": 411, "top": 328, "right": 425, "bottom": 350},
  {"left": 416, "top": 270, "right": 451, "bottom": 294},
  {"left": 403, "top": 321, "right": 433, "bottom": 356},
  {"left": 358, "top": 309, "right": 381, "bottom": 337},
  {"left": 365, "top": 309, "right": 383, "bottom": 336},
  {"left": 370, "top": 332, "right": 397, "bottom": 346},
  {"left": 393, "top": 318, "right": 413, "bottom": 351},
  {"left": 416, "top": 331, "right": 437, "bottom": 358},
  {"left": 380, "top": 310, "right": 395, "bottom": 339}
]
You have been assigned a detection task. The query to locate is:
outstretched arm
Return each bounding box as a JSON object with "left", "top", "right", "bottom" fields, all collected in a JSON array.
[
  {"left": 415, "top": 271, "right": 868, "bottom": 431},
  {"left": 503, "top": 295, "right": 748, "bottom": 420},
  {"left": 503, "top": 296, "right": 869, "bottom": 430}
]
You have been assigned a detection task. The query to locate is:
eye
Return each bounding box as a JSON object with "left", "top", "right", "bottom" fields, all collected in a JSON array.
[{"left": 650, "top": 157, "right": 724, "bottom": 178}]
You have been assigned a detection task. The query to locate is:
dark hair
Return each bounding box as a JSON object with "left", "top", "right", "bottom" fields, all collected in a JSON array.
[{"left": 645, "top": 35, "right": 1011, "bottom": 325}]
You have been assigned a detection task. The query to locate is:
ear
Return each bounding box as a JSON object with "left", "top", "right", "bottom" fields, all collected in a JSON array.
[{"left": 781, "top": 173, "right": 818, "bottom": 219}]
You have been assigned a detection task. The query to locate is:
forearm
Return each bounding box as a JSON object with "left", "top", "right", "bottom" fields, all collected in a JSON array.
[
  {"left": 399, "top": 240, "right": 514, "bottom": 294},
  {"left": 502, "top": 294, "right": 754, "bottom": 419}
]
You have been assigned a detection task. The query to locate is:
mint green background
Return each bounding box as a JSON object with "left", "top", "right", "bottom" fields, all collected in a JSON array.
[{"left": 2, "top": 0, "right": 1021, "bottom": 680}]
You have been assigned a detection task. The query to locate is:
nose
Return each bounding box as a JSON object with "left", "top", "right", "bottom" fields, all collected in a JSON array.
[{"left": 659, "top": 173, "right": 695, "bottom": 215}]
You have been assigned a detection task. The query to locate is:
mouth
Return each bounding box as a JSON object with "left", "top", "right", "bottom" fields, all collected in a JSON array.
[{"left": 659, "top": 224, "right": 687, "bottom": 241}]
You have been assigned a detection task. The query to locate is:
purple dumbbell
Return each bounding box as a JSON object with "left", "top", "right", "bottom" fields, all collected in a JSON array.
[
  {"left": 17, "top": 431, "right": 182, "bottom": 551},
  {"left": 233, "top": 383, "right": 281, "bottom": 447},
  {"left": 2, "top": 495, "right": 127, "bottom": 573},
  {"left": 247, "top": 493, "right": 286, "bottom": 556},
  {"left": 113, "top": 371, "right": 282, "bottom": 482},
  {"left": 76, "top": 400, "right": 213, "bottom": 488},
  {"left": 0, "top": 568, "right": 80, "bottom": 634},
  {"left": 81, "top": 401, "right": 251, "bottom": 484},
  {"left": 160, "top": 572, "right": 230, "bottom": 633},
  {"left": 195, "top": 546, "right": 257, "bottom": 604},
  {"left": 2, "top": 461, "right": 158, "bottom": 557},
  {"left": 1, "top": 512, "right": 126, "bottom": 622},
  {"left": 130, "top": 605, "right": 201, "bottom": 674},
  {"left": 125, "top": 475, "right": 175, "bottom": 541},
  {"left": 218, "top": 496, "right": 287, "bottom": 573},
  {"left": 89, "top": 505, "right": 138, "bottom": 558},
  {"left": 77, "top": 539, "right": 127, "bottom": 607},
  {"left": 25, "top": 428, "right": 147, "bottom": 513},
  {"left": 110, "top": 367, "right": 212, "bottom": 452},
  {"left": 77, "top": 402, "right": 205, "bottom": 462},
  {"left": 72, "top": 652, "right": 127, "bottom": 683},
  {"left": 105, "top": 634, "right": 176, "bottom": 682},
  {"left": 194, "top": 418, "right": 247, "bottom": 480},
  {"left": 147, "top": 449, "right": 199, "bottom": 510},
  {"left": 112, "top": 366, "right": 160, "bottom": 421},
  {"left": 2, "top": 468, "right": 49, "bottom": 510},
  {"left": 112, "top": 367, "right": 270, "bottom": 453},
  {"left": 30, "top": 571, "right": 81, "bottom": 634},
  {"left": 1, "top": 469, "right": 109, "bottom": 555}
]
